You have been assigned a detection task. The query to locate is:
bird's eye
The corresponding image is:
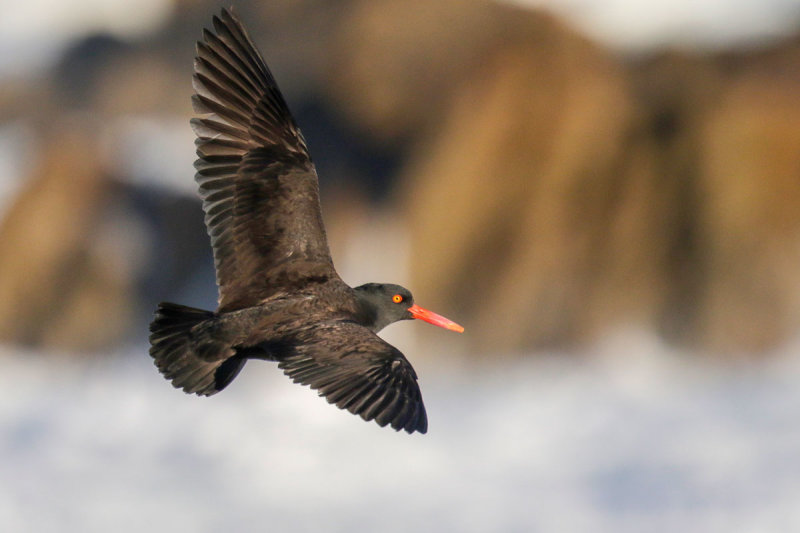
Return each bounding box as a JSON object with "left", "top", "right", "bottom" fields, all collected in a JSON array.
[{"left": 392, "top": 294, "right": 403, "bottom": 303}]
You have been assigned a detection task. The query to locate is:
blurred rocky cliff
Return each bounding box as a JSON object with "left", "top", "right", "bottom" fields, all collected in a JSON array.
[{"left": 1, "top": 0, "right": 799, "bottom": 356}]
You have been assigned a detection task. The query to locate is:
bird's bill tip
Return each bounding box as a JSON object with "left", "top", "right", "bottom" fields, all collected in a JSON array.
[{"left": 408, "top": 304, "right": 464, "bottom": 333}]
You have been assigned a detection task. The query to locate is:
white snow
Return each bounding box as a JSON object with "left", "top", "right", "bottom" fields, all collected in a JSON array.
[
  {"left": 3, "top": 0, "right": 800, "bottom": 76},
  {"left": 1, "top": 330, "right": 798, "bottom": 533},
  {"left": 511, "top": 0, "right": 800, "bottom": 51}
]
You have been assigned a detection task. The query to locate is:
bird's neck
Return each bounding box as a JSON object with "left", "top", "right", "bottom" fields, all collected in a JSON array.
[
  {"left": 352, "top": 288, "right": 392, "bottom": 333},
  {"left": 353, "top": 298, "right": 387, "bottom": 333}
]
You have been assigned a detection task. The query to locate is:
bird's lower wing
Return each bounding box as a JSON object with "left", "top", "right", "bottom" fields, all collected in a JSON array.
[{"left": 276, "top": 322, "right": 428, "bottom": 434}]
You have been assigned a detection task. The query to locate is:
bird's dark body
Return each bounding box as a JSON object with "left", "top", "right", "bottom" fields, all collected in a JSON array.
[{"left": 149, "top": 8, "right": 460, "bottom": 434}]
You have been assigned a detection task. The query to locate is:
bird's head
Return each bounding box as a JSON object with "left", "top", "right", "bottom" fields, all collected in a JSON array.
[{"left": 354, "top": 283, "right": 464, "bottom": 334}]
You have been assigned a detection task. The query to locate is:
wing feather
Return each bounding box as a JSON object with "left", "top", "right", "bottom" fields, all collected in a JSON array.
[
  {"left": 192, "top": 8, "right": 335, "bottom": 311},
  {"left": 277, "top": 322, "right": 428, "bottom": 434}
]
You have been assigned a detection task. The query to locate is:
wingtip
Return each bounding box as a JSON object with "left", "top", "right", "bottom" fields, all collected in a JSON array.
[
  {"left": 409, "top": 404, "right": 428, "bottom": 434},
  {"left": 221, "top": 5, "right": 236, "bottom": 19},
  {"left": 204, "top": 7, "right": 241, "bottom": 43},
  {"left": 214, "top": 7, "right": 240, "bottom": 34},
  {"left": 406, "top": 419, "right": 428, "bottom": 435},
  {"left": 211, "top": 14, "right": 225, "bottom": 35}
]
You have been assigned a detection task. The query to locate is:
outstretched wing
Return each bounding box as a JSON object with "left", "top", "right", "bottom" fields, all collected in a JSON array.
[
  {"left": 276, "top": 321, "right": 428, "bottom": 434},
  {"left": 192, "top": 8, "right": 337, "bottom": 312}
]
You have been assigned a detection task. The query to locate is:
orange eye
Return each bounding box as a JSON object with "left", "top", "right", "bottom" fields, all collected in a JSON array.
[{"left": 392, "top": 294, "right": 403, "bottom": 303}]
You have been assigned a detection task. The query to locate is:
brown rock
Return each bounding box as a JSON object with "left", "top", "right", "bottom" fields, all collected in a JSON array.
[
  {"left": 0, "top": 120, "right": 131, "bottom": 352},
  {"left": 399, "top": 5, "right": 634, "bottom": 351},
  {"left": 699, "top": 68, "right": 800, "bottom": 352}
]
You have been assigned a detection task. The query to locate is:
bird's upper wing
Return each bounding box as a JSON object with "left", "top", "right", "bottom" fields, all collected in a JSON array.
[
  {"left": 276, "top": 321, "right": 428, "bottom": 434},
  {"left": 192, "top": 8, "right": 337, "bottom": 312}
]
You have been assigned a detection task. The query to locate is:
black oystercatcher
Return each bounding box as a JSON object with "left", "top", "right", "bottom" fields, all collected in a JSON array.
[{"left": 148, "top": 8, "right": 463, "bottom": 434}]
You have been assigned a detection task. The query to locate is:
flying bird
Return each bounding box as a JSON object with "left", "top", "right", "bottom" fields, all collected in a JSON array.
[{"left": 148, "top": 8, "right": 463, "bottom": 434}]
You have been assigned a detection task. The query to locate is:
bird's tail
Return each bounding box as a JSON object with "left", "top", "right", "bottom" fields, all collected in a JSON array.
[{"left": 148, "top": 302, "right": 246, "bottom": 396}]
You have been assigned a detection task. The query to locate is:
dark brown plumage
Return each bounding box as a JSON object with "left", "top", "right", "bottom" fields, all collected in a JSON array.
[{"left": 148, "top": 8, "right": 462, "bottom": 434}]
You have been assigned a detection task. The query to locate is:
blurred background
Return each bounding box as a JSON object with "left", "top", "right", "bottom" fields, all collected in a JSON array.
[{"left": 2, "top": 0, "right": 800, "bottom": 531}]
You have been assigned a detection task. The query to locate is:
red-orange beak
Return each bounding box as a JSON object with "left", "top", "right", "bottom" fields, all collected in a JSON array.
[{"left": 408, "top": 304, "right": 464, "bottom": 333}]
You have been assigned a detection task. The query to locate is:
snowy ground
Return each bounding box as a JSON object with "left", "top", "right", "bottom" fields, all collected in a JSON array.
[{"left": 1, "top": 330, "right": 799, "bottom": 533}]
